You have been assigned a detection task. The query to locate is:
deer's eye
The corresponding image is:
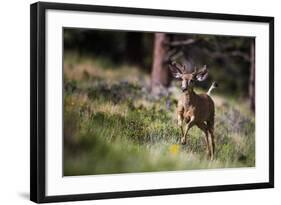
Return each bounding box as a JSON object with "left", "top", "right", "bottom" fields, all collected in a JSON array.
[{"left": 190, "top": 79, "right": 194, "bottom": 84}]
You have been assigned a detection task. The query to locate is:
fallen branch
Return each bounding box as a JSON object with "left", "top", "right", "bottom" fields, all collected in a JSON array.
[{"left": 168, "top": 39, "right": 197, "bottom": 47}]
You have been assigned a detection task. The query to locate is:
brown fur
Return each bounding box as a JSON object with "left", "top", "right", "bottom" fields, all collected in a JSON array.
[{"left": 170, "top": 65, "right": 216, "bottom": 160}]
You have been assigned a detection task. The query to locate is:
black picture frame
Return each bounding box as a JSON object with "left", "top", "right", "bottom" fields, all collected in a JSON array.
[{"left": 30, "top": 1, "right": 274, "bottom": 203}]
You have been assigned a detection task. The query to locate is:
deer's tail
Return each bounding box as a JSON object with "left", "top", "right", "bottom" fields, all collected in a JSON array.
[{"left": 207, "top": 81, "right": 218, "bottom": 95}]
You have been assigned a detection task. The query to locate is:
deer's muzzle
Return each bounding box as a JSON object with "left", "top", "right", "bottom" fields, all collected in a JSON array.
[{"left": 181, "top": 87, "right": 188, "bottom": 92}]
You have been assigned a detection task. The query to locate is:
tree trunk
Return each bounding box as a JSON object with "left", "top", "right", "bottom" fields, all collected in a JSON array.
[
  {"left": 151, "top": 33, "right": 170, "bottom": 94},
  {"left": 249, "top": 39, "right": 255, "bottom": 112}
]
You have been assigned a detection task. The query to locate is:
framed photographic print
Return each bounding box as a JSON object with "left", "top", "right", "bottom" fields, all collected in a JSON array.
[{"left": 30, "top": 1, "right": 274, "bottom": 203}]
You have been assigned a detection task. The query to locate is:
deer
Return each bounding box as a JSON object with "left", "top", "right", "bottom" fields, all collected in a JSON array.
[{"left": 169, "top": 61, "right": 218, "bottom": 160}]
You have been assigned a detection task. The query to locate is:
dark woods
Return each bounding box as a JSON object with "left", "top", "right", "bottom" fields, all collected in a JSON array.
[{"left": 64, "top": 29, "right": 255, "bottom": 112}]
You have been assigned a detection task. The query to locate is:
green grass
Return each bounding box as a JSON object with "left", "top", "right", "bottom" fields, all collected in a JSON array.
[{"left": 63, "top": 55, "right": 255, "bottom": 176}]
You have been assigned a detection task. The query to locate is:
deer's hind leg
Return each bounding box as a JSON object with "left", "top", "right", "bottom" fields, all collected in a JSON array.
[
  {"left": 197, "top": 122, "right": 211, "bottom": 159},
  {"left": 207, "top": 119, "right": 215, "bottom": 160},
  {"left": 208, "top": 129, "right": 215, "bottom": 160}
]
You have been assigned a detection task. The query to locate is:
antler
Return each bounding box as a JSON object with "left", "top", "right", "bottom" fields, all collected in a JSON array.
[
  {"left": 170, "top": 61, "right": 183, "bottom": 74},
  {"left": 192, "top": 66, "right": 197, "bottom": 75},
  {"left": 198, "top": 65, "right": 207, "bottom": 75},
  {"left": 171, "top": 61, "right": 191, "bottom": 74},
  {"left": 195, "top": 65, "right": 208, "bottom": 81},
  {"left": 182, "top": 64, "right": 189, "bottom": 74}
]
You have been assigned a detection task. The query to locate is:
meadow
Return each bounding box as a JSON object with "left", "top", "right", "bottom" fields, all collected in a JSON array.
[{"left": 63, "top": 53, "right": 255, "bottom": 176}]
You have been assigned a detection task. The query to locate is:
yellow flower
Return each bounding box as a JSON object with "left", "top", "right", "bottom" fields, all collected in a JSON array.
[{"left": 169, "top": 144, "right": 180, "bottom": 155}]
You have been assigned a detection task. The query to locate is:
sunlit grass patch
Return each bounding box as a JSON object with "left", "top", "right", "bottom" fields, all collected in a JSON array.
[{"left": 64, "top": 52, "right": 150, "bottom": 85}]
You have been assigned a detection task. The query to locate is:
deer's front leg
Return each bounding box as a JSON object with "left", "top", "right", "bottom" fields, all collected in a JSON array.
[
  {"left": 177, "top": 105, "right": 184, "bottom": 141},
  {"left": 181, "top": 116, "right": 195, "bottom": 145},
  {"left": 177, "top": 114, "right": 184, "bottom": 138}
]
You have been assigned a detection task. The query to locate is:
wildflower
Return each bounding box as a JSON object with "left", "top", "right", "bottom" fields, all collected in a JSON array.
[{"left": 169, "top": 144, "right": 180, "bottom": 155}]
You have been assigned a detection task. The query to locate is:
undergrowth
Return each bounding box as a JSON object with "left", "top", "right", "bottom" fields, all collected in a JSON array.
[{"left": 63, "top": 54, "right": 255, "bottom": 176}]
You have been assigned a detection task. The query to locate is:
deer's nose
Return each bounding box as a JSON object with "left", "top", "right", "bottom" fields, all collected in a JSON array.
[{"left": 181, "top": 87, "right": 187, "bottom": 92}]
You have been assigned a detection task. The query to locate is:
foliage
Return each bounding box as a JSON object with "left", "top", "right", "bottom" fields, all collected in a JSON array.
[
  {"left": 63, "top": 55, "right": 255, "bottom": 176},
  {"left": 64, "top": 29, "right": 253, "bottom": 97}
]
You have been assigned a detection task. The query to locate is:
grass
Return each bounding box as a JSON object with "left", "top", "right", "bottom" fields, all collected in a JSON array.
[{"left": 63, "top": 53, "right": 255, "bottom": 176}]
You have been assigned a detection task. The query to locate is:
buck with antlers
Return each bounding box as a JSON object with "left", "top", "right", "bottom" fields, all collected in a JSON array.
[{"left": 169, "top": 62, "right": 218, "bottom": 160}]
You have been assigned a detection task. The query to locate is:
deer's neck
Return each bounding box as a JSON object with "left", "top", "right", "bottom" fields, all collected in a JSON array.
[{"left": 183, "top": 88, "right": 196, "bottom": 106}]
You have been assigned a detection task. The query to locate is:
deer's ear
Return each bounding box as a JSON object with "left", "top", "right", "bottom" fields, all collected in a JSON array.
[
  {"left": 169, "top": 64, "right": 182, "bottom": 80},
  {"left": 195, "top": 65, "right": 208, "bottom": 81},
  {"left": 173, "top": 72, "right": 182, "bottom": 79}
]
